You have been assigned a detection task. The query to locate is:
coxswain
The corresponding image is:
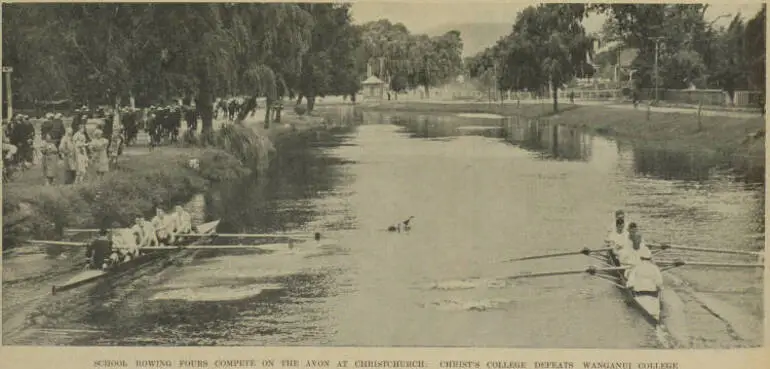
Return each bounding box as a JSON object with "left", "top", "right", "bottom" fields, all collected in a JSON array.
[
  {"left": 152, "top": 208, "right": 171, "bottom": 245},
  {"left": 85, "top": 228, "right": 113, "bottom": 270}
]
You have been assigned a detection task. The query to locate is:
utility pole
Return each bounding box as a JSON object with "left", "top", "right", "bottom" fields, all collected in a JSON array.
[
  {"left": 2, "top": 66, "right": 13, "bottom": 121},
  {"left": 651, "top": 37, "right": 665, "bottom": 104}
]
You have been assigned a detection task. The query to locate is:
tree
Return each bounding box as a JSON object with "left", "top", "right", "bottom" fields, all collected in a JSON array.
[{"left": 745, "top": 4, "right": 766, "bottom": 99}]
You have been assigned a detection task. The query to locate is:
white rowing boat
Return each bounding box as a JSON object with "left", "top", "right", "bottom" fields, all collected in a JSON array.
[
  {"left": 603, "top": 249, "right": 661, "bottom": 325},
  {"left": 51, "top": 220, "right": 220, "bottom": 294}
]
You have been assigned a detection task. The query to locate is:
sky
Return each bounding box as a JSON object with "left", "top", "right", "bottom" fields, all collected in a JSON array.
[{"left": 349, "top": 1, "right": 766, "bottom": 35}]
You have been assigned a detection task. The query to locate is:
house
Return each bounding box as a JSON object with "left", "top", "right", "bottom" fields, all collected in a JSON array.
[{"left": 362, "top": 75, "right": 386, "bottom": 100}]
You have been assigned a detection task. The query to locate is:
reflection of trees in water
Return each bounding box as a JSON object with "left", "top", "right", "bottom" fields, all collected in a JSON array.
[
  {"left": 503, "top": 117, "right": 591, "bottom": 161},
  {"left": 631, "top": 147, "right": 717, "bottom": 182},
  {"left": 383, "top": 113, "right": 504, "bottom": 139},
  {"left": 205, "top": 108, "right": 359, "bottom": 234}
]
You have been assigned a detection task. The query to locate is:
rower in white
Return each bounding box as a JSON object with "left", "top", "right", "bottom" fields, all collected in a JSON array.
[
  {"left": 604, "top": 210, "right": 629, "bottom": 251},
  {"left": 174, "top": 205, "right": 193, "bottom": 235},
  {"left": 139, "top": 217, "right": 159, "bottom": 247},
  {"left": 626, "top": 254, "right": 664, "bottom": 321},
  {"left": 617, "top": 222, "right": 651, "bottom": 277},
  {"left": 152, "top": 208, "right": 170, "bottom": 245},
  {"left": 130, "top": 217, "right": 145, "bottom": 247}
]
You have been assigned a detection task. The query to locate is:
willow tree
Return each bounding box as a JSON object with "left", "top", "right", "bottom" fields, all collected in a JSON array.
[{"left": 227, "top": 3, "right": 314, "bottom": 126}]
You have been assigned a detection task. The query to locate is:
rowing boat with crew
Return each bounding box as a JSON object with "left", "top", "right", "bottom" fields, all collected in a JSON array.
[
  {"left": 502, "top": 210, "right": 764, "bottom": 327},
  {"left": 25, "top": 205, "right": 327, "bottom": 296},
  {"left": 51, "top": 219, "right": 221, "bottom": 294}
]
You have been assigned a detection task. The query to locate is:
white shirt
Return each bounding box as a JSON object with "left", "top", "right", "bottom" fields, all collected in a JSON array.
[
  {"left": 626, "top": 261, "right": 663, "bottom": 292},
  {"left": 177, "top": 210, "right": 192, "bottom": 231},
  {"left": 605, "top": 228, "right": 630, "bottom": 251},
  {"left": 617, "top": 246, "right": 642, "bottom": 266}
]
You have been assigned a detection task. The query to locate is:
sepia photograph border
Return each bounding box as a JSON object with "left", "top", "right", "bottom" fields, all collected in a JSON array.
[{"left": 0, "top": 0, "right": 767, "bottom": 368}]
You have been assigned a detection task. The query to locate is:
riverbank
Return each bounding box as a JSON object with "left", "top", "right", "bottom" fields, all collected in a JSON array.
[
  {"left": 2, "top": 110, "right": 330, "bottom": 249},
  {"left": 361, "top": 100, "right": 765, "bottom": 181}
]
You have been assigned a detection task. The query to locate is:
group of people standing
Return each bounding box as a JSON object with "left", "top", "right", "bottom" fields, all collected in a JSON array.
[
  {"left": 604, "top": 210, "right": 663, "bottom": 296},
  {"left": 87, "top": 205, "right": 194, "bottom": 270}
]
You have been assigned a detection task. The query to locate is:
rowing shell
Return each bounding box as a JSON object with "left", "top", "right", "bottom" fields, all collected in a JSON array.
[
  {"left": 51, "top": 220, "right": 220, "bottom": 295},
  {"left": 604, "top": 250, "right": 661, "bottom": 326}
]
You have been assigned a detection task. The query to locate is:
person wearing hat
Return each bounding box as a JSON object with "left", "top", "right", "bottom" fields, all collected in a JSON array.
[
  {"left": 72, "top": 123, "right": 90, "bottom": 183},
  {"left": 89, "top": 128, "right": 110, "bottom": 177},
  {"left": 604, "top": 209, "right": 630, "bottom": 252},
  {"left": 40, "top": 133, "right": 59, "bottom": 185},
  {"left": 51, "top": 113, "right": 65, "bottom": 145},
  {"left": 86, "top": 227, "right": 113, "bottom": 270},
  {"left": 2, "top": 131, "right": 18, "bottom": 182},
  {"left": 616, "top": 222, "right": 651, "bottom": 277},
  {"left": 40, "top": 113, "right": 55, "bottom": 141},
  {"left": 58, "top": 127, "right": 77, "bottom": 184}
]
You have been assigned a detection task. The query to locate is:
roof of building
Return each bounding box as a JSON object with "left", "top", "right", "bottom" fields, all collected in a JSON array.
[{"left": 362, "top": 76, "right": 386, "bottom": 85}]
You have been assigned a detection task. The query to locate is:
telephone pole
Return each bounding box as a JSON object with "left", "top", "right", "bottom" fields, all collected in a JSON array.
[
  {"left": 651, "top": 37, "right": 665, "bottom": 104},
  {"left": 2, "top": 66, "right": 12, "bottom": 121}
]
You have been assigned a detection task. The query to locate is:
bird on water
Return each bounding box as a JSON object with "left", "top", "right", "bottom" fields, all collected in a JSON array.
[{"left": 387, "top": 216, "right": 415, "bottom": 232}]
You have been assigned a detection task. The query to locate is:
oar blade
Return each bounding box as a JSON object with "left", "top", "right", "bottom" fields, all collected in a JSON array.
[
  {"left": 657, "top": 260, "right": 765, "bottom": 269},
  {"left": 648, "top": 243, "right": 763, "bottom": 257}
]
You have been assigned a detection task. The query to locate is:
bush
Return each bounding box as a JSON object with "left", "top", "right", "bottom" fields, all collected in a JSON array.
[{"left": 213, "top": 124, "right": 275, "bottom": 170}]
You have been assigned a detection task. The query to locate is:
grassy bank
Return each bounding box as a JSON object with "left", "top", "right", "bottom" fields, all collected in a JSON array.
[
  {"left": 2, "top": 109, "right": 335, "bottom": 248},
  {"left": 2, "top": 148, "right": 249, "bottom": 248},
  {"left": 362, "top": 100, "right": 765, "bottom": 181}
]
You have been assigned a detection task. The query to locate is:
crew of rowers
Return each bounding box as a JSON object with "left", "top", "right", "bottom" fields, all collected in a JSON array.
[
  {"left": 86, "top": 205, "right": 194, "bottom": 270},
  {"left": 604, "top": 209, "right": 664, "bottom": 298}
]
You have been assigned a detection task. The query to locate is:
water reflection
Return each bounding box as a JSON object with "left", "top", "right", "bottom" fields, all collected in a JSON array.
[
  {"left": 631, "top": 146, "right": 722, "bottom": 182},
  {"left": 502, "top": 117, "right": 592, "bottom": 161},
  {"left": 365, "top": 111, "right": 504, "bottom": 140},
  {"left": 207, "top": 107, "right": 360, "bottom": 235}
]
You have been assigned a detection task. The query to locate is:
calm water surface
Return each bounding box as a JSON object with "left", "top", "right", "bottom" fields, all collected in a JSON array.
[{"left": 3, "top": 107, "right": 763, "bottom": 348}]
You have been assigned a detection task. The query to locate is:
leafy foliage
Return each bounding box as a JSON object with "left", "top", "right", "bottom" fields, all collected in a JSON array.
[{"left": 468, "top": 4, "right": 592, "bottom": 111}]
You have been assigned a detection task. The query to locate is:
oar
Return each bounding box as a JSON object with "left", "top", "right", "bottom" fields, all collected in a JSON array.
[
  {"left": 502, "top": 247, "right": 611, "bottom": 263},
  {"left": 140, "top": 243, "right": 292, "bottom": 251},
  {"left": 183, "top": 232, "right": 321, "bottom": 239},
  {"left": 656, "top": 260, "right": 765, "bottom": 269},
  {"left": 649, "top": 243, "right": 763, "bottom": 257},
  {"left": 26, "top": 240, "right": 87, "bottom": 247},
  {"left": 505, "top": 266, "right": 629, "bottom": 280}
]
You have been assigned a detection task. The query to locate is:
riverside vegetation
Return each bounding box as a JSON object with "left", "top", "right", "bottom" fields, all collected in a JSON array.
[{"left": 2, "top": 125, "right": 270, "bottom": 249}]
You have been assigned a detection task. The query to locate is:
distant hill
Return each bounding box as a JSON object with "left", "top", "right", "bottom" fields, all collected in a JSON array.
[{"left": 422, "top": 22, "right": 512, "bottom": 57}]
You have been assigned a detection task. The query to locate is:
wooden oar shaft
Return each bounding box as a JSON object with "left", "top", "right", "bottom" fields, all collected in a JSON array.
[
  {"left": 27, "top": 240, "right": 86, "bottom": 246},
  {"left": 140, "top": 243, "right": 291, "bottom": 251},
  {"left": 506, "top": 266, "right": 628, "bottom": 280},
  {"left": 649, "top": 243, "right": 762, "bottom": 257},
  {"left": 185, "top": 232, "right": 317, "bottom": 239},
  {"left": 657, "top": 260, "right": 764, "bottom": 268},
  {"left": 503, "top": 247, "right": 610, "bottom": 263}
]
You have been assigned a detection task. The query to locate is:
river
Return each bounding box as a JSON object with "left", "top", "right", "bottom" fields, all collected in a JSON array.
[{"left": 2, "top": 106, "right": 764, "bottom": 348}]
